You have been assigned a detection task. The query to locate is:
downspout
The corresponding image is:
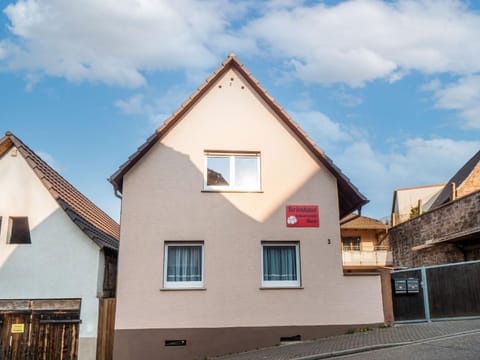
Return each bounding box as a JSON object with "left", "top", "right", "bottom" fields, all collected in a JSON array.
[
  {"left": 110, "top": 178, "right": 123, "bottom": 199},
  {"left": 114, "top": 189, "right": 122, "bottom": 199}
]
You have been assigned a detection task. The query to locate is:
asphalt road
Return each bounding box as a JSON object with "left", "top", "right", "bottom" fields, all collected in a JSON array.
[{"left": 334, "top": 332, "right": 480, "bottom": 360}]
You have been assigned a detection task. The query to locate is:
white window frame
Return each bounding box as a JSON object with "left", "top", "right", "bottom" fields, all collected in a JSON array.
[
  {"left": 261, "top": 242, "right": 301, "bottom": 288},
  {"left": 203, "top": 152, "right": 261, "bottom": 191},
  {"left": 163, "top": 242, "right": 205, "bottom": 289}
]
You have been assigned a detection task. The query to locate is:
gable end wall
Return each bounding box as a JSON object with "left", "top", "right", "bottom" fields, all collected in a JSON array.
[{"left": 0, "top": 147, "right": 103, "bottom": 359}]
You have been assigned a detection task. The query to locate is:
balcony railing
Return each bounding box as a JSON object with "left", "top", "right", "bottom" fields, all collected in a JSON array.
[{"left": 342, "top": 246, "right": 393, "bottom": 267}]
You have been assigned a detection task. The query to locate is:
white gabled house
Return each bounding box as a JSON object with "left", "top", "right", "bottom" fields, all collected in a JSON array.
[{"left": 0, "top": 132, "right": 119, "bottom": 360}]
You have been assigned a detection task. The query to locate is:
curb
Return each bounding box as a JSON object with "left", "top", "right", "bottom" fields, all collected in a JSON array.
[
  {"left": 293, "top": 342, "right": 411, "bottom": 360},
  {"left": 292, "top": 329, "right": 480, "bottom": 360}
]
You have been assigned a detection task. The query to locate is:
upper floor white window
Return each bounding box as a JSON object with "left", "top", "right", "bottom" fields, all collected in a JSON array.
[{"left": 204, "top": 152, "right": 261, "bottom": 191}]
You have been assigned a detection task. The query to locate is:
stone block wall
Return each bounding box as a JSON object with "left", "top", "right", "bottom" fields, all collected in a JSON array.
[
  {"left": 388, "top": 190, "right": 480, "bottom": 267},
  {"left": 458, "top": 163, "right": 480, "bottom": 198}
]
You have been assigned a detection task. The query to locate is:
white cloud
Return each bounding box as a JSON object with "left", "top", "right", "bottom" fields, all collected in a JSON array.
[
  {"left": 428, "top": 76, "right": 480, "bottom": 128},
  {"left": 292, "top": 110, "right": 356, "bottom": 153},
  {"left": 4, "top": 0, "right": 480, "bottom": 90},
  {"left": 332, "top": 87, "right": 363, "bottom": 107},
  {"left": 290, "top": 109, "right": 480, "bottom": 218},
  {"left": 115, "top": 86, "right": 190, "bottom": 126},
  {"left": 0, "top": 41, "right": 8, "bottom": 60},
  {"left": 115, "top": 94, "right": 151, "bottom": 115},
  {"left": 334, "top": 137, "right": 480, "bottom": 218},
  {"left": 420, "top": 78, "right": 441, "bottom": 92},
  {"left": 244, "top": 0, "right": 480, "bottom": 87},
  {"left": 1, "top": 0, "right": 249, "bottom": 87}
]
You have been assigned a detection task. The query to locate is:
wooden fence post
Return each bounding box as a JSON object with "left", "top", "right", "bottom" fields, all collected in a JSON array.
[{"left": 96, "top": 298, "right": 116, "bottom": 360}]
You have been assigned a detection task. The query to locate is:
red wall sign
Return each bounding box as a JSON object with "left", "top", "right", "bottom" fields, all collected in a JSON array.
[{"left": 286, "top": 205, "right": 319, "bottom": 227}]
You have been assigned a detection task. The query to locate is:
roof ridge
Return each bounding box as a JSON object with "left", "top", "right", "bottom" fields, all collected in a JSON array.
[{"left": 109, "top": 55, "right": 368, "bottom": 218}]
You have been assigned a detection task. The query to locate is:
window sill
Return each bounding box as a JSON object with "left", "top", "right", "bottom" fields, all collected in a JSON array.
[
  {"left": 343, "top": 272, "right": 380, "bottom": 276},
  {"left": 259, "top": 287, "right": 304, "bottom": 290},
  {"left": 160, "top": 287, "right": 207, "bottom": 291}
]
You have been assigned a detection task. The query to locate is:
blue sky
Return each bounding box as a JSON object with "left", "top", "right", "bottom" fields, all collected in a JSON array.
[{"left": 1, "top": 0, "right": 480, "bottom": 222}]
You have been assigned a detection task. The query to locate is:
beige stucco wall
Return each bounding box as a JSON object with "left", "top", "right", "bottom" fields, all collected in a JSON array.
[
  {"left": 0, "top": 147, "right": 102, "bottom": 360},
  {"left": 116, "top": 68, "right": 383, "bottom": 330}
]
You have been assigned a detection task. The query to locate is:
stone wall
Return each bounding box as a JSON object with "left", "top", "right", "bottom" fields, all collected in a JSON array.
[{"left": 389, "top": 190, "right": 480, "bottom": 267}]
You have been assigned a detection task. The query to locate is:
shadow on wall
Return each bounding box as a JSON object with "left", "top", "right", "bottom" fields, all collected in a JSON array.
[
  {"left": 0, "top": 207, "right": 101, "bottom": 297},
  {"left": 126, "top": 142, "right": 337, "bottom": 237},
  {"left": 114, "top": 144, "right": 383, "bottom": 360}
]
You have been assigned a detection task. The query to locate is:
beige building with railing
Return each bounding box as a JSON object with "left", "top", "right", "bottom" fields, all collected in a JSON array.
[{"left": 340, "top": 214, "right": 392, "bottom": 273}]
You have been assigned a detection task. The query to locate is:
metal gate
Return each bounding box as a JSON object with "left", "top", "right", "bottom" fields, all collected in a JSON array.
[
  {"left": 392, "top": 260, "right": 480, "bottom": 323},
  {"left": 0, "top": 299, "right": 80, "bottom": 360}
]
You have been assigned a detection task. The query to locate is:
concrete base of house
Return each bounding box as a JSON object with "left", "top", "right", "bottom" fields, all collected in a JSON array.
[{"left": 113, "top": 324, "right": 381, "bottom": 360}]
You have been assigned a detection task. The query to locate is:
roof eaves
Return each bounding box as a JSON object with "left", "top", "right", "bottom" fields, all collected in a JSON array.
[
  {"left": 59, "top": 200, "right": 119, "bottom": 250},
  {"left": 110, "top": 55, "right": 239, "bottom": 193},
  {"left": 228, "top": 57, "right": 368, "bottom": 216}
]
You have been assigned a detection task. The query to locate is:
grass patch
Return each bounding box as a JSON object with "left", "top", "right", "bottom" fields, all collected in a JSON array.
[{"left": 345, "top": 327, "right": 373, "bottom": 335}]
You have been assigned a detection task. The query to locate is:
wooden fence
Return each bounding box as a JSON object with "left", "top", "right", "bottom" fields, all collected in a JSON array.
[
  {"left": 0, "top": 299, "right": 81, "bottom": 360},
  {"left": 391, "top": 260, "right": 480, "bottom": 322}
]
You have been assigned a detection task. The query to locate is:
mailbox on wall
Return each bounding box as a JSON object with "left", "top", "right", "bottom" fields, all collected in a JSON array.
[
  {"left": 393, "top": 277, "right": 420, "bottom": 295},
  {"left": 407, "top": 278, "right": 420, "bottom": 294},
  {"left": 394, "top": 279, "right": 407, "bottom": 294}
]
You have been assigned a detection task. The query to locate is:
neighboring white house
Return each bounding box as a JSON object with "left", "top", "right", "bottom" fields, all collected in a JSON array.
[
  {"left": 110, "top": 54, "right": 385, "bottom": 360},
  {"left": 0, "top": 132, "right": 119, "bottom": 360},
  {"left": 390, "top": 184, "right": 445, "bottom": 225}
]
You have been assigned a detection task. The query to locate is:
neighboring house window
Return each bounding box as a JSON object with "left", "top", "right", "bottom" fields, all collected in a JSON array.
[
  {"left": 7, "top": 217, "right": 31, "bottom": 244},
  {"left": 204, "top": 152, "right": 260, "bottom": 191},
  {"left": 164, "top": 243, "right": 204, "bottom": 289},
  {"left": 262, "top": 243, "right": 300, "bottom": 288},
  {"left": 342, "top": 237, "right": 360, "bottom": 251}
]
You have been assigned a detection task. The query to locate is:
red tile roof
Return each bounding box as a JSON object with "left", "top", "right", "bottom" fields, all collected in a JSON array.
[
  {"left": 109, "top": 54, "right": 368, "bottom": 218},
  {"left": 1, "top": 132, "right": 119, "bottom": 250},
  {"left": 340, "top": 214, "right": 388, "bottom": 230}
]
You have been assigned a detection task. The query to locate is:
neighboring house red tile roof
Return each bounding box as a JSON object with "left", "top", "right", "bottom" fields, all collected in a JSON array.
[
  {"left": 431, "top": 149, "right": 480, "bottom": 209},
  {"left": 109, "top": 54, "right": 368, "bottom": 218},
  {"left": 340, "top": 214, "right": 388, "bottom": 230},
  {"left": 1, "top": 132, "right": 119, "bottom": 250}
]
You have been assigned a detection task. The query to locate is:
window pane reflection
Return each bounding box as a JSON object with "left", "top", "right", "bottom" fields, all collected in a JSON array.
[{"left": 207, "top": 157, "right": 230, "bottom": 186}]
